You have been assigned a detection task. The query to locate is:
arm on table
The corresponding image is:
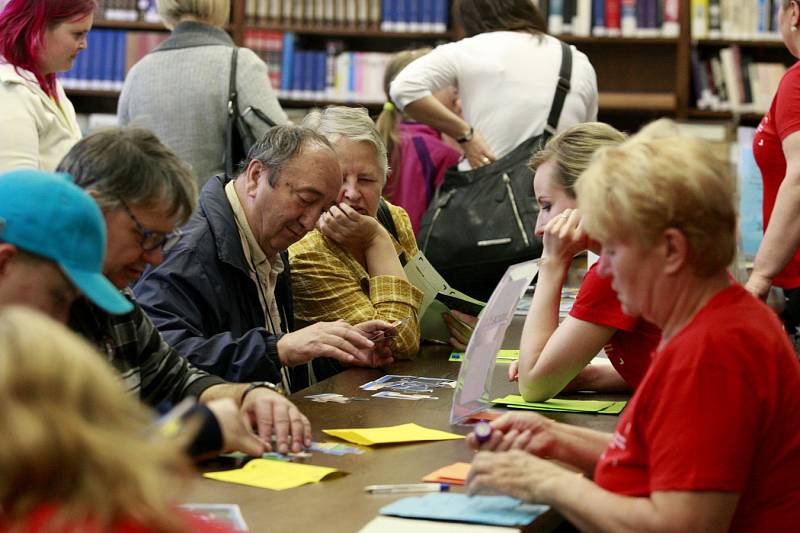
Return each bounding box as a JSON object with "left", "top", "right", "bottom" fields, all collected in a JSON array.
[{"left": 469, "top": 450, "right": 739, "bottom": 533}]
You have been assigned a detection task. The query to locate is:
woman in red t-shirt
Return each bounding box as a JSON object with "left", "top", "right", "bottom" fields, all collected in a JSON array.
[
  {"left": 748, "top": 0, "right": 800, "bottom": 331},
  {"left": 447, "top": 122, "right": 661, "bottom": 401},
  {"left": 466, "top": 121, "right": 800, "bottom": 531},
  {"left": 0, "top": 307, "right": 237, "bottom": 533}
]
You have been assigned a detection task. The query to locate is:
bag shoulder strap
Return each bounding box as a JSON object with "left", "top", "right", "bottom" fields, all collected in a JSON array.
[
  {"left": 376, "top": 198, "right": 399, "bottom": 241},
  {"left": 543, "top": 41, "right": 573, "bottom": 140},
  {"left": 227, "top": 47, "right": 239, "bottom": 117}
]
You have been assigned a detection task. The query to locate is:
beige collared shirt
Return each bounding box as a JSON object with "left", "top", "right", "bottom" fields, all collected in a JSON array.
[
  {"left": 226, "top": 181, "right": 304, "bottom": 390},
  {"left": 225, "top": 180, "right": 285, "bottom": 332}
]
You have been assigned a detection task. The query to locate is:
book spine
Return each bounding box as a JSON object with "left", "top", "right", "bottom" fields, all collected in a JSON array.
[
  {"left": 593, "top": 0, "right": 608, "bottom": 35},
  {"left": 549, "top": 0, "right": 565, "bottom": 34},
  {"left": 605, "top": 0, "right": 622, "bottom": 34},
  {"left": 691, "top": 0, "right": 708, "bottom": 38},
  {"left": 621, "top": 0, "right": 637, "bottom": 35},
  {"left": 280, "top": 32, "right": 295, "bottom": 98}
]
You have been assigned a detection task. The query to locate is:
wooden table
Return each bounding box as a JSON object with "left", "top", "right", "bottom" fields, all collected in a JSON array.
[{"left": 186, "top": 337, "right": 626, "bottom": 533}]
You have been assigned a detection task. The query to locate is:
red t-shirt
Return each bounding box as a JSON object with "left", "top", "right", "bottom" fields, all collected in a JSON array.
[
  {"left": 594, "top": 284, "right": 800, "bottom": 531},
  {"left": 0, "top": 504, "right": 239, "bottom": 533},
  {"left": 569, "top": 263, "right": 661, "bottom": 389},
  {"left": 752, "top": 61, "right": 800, "bottom": 288}
]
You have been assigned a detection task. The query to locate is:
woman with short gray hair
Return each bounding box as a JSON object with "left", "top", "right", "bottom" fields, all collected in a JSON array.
[
  {"left": 118, "top": 0, "right": 288, "bottom": 186},
  {"left": 289, "top": 106, "right": 423, "bottom": 361}
]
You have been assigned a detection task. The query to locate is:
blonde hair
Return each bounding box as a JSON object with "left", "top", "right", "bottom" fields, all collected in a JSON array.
[
  {"left": 0, "top": 307, "right": 192, "bottom": 532},
  {"left": 303, "top": 105, "right": 389, "bottom": 182},
  {"left": 575, "top": 119, "right": 736, "bottom": 277},
  {"left": 375, "top": 47, "right": 432, "bottom": 177},
  {"left": 156, "top": 0, "right": 230, "bottom": 28},
  {"left": 530, "top": 122, "right": 627, "bottom": 198}
]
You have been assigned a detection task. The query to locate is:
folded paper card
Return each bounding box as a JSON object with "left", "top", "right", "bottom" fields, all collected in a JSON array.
[
  {"left": 492, "top": 395, "right": 626, "bottom": 414},
  {"left": 380, "top": 493, "right": 549, "bottom": 527},
  {"left": 449, "top": 350, "right": 519, "bottom": 363},
  {"left": 422, "top": 462, "right": 471, "bottom": 485},
  {"left": 204, "top": 459, "right": 339, "bottom": 490},
  {"left": 323, "top": 423, "right": 464, "bottom": 446}
]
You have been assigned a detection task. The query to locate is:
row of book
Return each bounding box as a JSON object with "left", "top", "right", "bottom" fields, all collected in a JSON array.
[
  {"left": 544, "top": 0, "right": 680, "bottom": 37},
  {"left": 691, "top": 45, "right": 785, "bottom": 112},
  {"left": 244, "top": 0, "right": 450, "bottom": 32},
  {"left": 691, "top": 0, "right": 783, "bottom": 40},
  {"left": 94, "top": 0, "right": 160, "bottom": 23},
  {"left": 58, "top": 29, "right": 167, "bottom": 91},
  {"left": 246, "top": 31, "right": 390, "bottom": 102}
]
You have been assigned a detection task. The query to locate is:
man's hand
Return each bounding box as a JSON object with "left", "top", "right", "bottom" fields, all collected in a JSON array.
[
  {"left": 443, "top": 310, "right": 477, "bottom": 351},
  {"left": 462, "top": 130, "right": 497, "bottom": 169},
  {"left": 206, "top": 398, "right": 266, "bottom": 456},
  {"left": 356, "top": 319, "right": 399, "bottom": 367},
  {"left": 467, "top": 450, "right": 575, "bottom": 503},
  {"left": 318, "top": 203, "right": 385, "bottom": 254},
  {"left": 277, "top": 320, "right": 375, "bottom": 367},
  {"left": 466, "top": 411, "right": 558, "bottom": 458},
  {"left": 240, "top": 387, "right": 311, "bottom": 454}
]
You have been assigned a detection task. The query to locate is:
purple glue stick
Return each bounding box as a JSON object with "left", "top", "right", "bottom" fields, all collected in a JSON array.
[{"left": 475, "top": 421, "right": 492, "bottom": 444}]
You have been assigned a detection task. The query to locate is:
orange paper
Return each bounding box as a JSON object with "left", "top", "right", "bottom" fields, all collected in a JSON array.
[{"left": 422, "top": 462, "right": 471, "bottom": 485}]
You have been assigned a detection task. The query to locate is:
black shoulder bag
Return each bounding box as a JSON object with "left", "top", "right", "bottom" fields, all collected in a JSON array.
[
  {"left": 417, "top": 41, "right": 573, "bottom": 301},
  {"left": 224, "top": 47, "right": 278, "bottom": 177}
]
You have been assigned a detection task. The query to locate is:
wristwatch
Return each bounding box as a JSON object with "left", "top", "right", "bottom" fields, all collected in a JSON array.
[
  {"left": 240, "top": 381, "right": 281, "bottom": 403},
  {"left": 456, "top": 125, "right": 474, "bottom": 144}
]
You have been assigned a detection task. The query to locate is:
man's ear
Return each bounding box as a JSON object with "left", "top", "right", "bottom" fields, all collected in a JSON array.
[
  {"left": 242, "top": 160, "right": 267, "bottom": 197},
  {"left": 0, "top": 244, "right": 19, "bottom": 278},
  {"left": 662, "top": 228, "right": 689, "bottom": 275}
]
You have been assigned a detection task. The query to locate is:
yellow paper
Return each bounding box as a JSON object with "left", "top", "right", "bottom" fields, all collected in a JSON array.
[
  {"left": 422, "top": 462, "right": 471, "bottom": 485},
  {"left": 323, "top": 423, "right": 464, "bottom": 446},
  {"left": 203, "top": 458, "right": 338, "bottom": 490}
]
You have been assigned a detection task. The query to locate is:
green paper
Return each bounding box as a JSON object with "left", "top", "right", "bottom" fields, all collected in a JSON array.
[{"left": 492, "top": 394, "right": 625, "bottom": 414}]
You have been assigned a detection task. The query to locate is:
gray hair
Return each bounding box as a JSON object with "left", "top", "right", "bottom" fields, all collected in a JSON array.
[
  {"left": 303, "top": 106, "right": 389, "bottom": 182},
  {"left": 156, "top": 0, "right": 230, "bottom": 28},
  {"left": 56, "top": 127, "right": 198, "bottom": 225},
  {"left": 242, "top": 124, "right": 334, "bottom": 186}
]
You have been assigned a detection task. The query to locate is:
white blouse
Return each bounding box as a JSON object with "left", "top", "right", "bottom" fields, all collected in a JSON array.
[{"left": 390, "top": 31, "right": 598, "bottom": 163}]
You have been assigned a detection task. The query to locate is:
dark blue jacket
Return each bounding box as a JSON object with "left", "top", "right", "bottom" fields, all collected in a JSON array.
[{"left": 133, "top": 175, "right": 339, "bottom": 389}]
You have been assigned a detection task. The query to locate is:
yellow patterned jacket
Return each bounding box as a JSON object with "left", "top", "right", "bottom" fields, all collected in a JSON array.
[{"left": 288, "top": 201, "right": 423, "bottom": 359}]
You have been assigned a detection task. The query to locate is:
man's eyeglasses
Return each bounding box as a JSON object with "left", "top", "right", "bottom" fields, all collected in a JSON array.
[{"left": 118, "top": 197, "right": 182, "bottom": 252}]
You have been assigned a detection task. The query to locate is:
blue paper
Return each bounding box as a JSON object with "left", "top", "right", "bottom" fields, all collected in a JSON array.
[{"left": 379, "top": 493, "right": 549, "bottom": 527}]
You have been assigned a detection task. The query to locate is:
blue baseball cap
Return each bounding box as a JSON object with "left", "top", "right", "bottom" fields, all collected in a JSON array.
[{"left": 0, "top": 169, "right": 133, "bottom": 315}]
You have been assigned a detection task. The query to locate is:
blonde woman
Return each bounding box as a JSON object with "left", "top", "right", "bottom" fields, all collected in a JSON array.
[
  {"left": 118, "top": 0, "right": 288, "bottom": 185},
  {"left": 0, "top": 307, "right": 236, "bottom": 532},
  {"left": 467, "top": 121, "right": 800, "bottom": 531}
]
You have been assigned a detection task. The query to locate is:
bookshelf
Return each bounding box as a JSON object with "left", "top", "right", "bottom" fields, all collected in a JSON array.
[
  {"left": 65, "top": 0, "right": 793, "bottom": 131},
  {"left": 686, "top": 0, "right": 796, "bottom": 122}
]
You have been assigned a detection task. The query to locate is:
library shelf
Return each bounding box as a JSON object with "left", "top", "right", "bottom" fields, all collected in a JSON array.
[
  {"left": 244, "top": 23, "right": 454, "bottom": 40},
  {"left": 93, "top": 19, "right": 166, "bottom": 31},
  {"left": 561, "top": 35, "right": 679, "bottom": 45},
  {"left": 599, "top": 92, "right": 677, "bottom": 112},
  {"left": 693, "top": 38, "right": 787, "bottom": 48},
  {"left": 688, "top": 109, "right": 765, "bottom": 122},
  {"left": 65, "top": 88, "right": 120, "bottom": 98}
]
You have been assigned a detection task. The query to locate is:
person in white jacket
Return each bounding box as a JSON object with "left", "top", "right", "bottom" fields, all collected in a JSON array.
[
  {"left": 390, "top": 0, "right": 598, "bottom": 170},
  {"left": 0, "top": 0, "right": 94, "bottom": 172}
]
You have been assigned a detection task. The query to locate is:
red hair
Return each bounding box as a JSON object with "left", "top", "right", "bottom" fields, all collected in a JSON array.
[{"left": 0, "top": 0, "right": 96, "bottom": 99}]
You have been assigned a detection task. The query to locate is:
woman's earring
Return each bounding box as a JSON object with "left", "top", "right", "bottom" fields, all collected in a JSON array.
[{"left": 793, "top": 25, "right": 798, "bottom": 32}]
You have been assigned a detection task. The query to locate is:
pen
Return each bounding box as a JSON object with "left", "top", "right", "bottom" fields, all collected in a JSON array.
[{"left": 364, "top": 483, "right": 450, "bottom": 494}]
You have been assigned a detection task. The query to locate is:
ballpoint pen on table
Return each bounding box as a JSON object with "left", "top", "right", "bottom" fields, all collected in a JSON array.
[{"left": 364, "top": 483, "right": 450, "bottom": 494}]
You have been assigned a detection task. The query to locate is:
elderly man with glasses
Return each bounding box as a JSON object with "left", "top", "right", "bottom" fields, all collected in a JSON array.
[{"left": 55, "top": 127, "right": 311, "bottom": 458}]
